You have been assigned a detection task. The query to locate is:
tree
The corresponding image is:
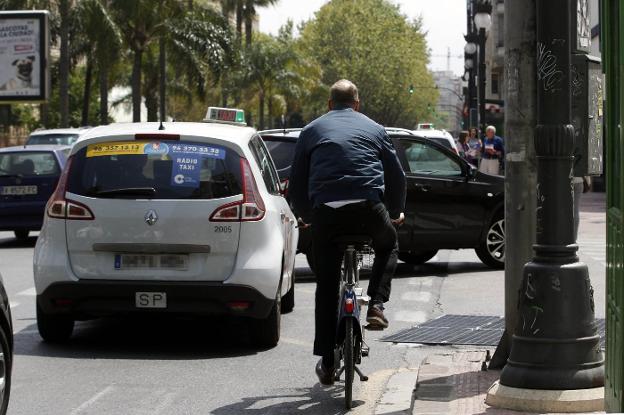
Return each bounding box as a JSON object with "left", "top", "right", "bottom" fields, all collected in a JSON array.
[
  {"left": 243, "top": 0, "right": 277, "bottom": 46},
  {"left": 298, "top": 0, "right": 437, "bottom": 127}
]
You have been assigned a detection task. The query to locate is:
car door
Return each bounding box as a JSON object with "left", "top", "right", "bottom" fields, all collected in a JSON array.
[
  {"left": 393, "top": 137, "right": 489, "bottom": 249},
  {"left": 249, "top": 136, "right": 296, "bottom": 292}
]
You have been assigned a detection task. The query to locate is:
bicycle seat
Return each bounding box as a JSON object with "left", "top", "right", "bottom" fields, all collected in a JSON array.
[{"left": 332, "top": 234, "right": 372, "bottom": 250}]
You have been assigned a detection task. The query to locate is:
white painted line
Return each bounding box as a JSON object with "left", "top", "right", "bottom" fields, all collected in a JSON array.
[
  {"left": 401, "top": 291, "right": 432, "bottom": 302},
  {"left": 152, "top": 392, "right": 178, "bottom": 415},
  {"left": 17, "top": 287, "right": 36, "bottom": 296},
  {"left": 408, "top": 278, "right": 433, "bottom": 287},
  {"left": 69, "top": 385, "right": 115, "bottom": 415},
  {"left": 393, "top": 310, "right": 427, "bottom": 324},
  {"left": 8, "top": 301, "right": 19, "bottom": 309}
]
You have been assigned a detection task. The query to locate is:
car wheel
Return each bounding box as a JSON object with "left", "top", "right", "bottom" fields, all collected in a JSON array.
[
  {"left": 0, "top": 323, "right": 12, "bottom": 415},
  {"left": 398, "top": 250, "right": 438, "bottom": 265},
  {"left": 281, "top": 272, "right": 295, "bottom": 314},
  {"left": 476, "top": 217, "right": 505, "bottom": 269},
  {"left": 251, "top": 295, "right": 281, "bottom": 349},
  {"left": 13, "top": 230, "right": 28, "bottom": 240},
  {"left": 36, "top": 302, "right": 74, "bottom": 343}
]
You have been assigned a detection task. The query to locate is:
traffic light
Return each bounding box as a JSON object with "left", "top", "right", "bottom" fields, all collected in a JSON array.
[{"left": 409, "top": 84, "right": 414, "bottom": 94}]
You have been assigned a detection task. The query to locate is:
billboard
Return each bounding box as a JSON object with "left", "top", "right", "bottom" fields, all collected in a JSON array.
[{"left": 0, "top": 11, "right": 49, "bottom": 102}]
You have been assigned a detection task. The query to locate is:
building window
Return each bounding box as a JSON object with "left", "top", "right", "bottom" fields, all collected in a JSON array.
[{"left": 491, "top": 73, "right": 499, "bottom": 95}]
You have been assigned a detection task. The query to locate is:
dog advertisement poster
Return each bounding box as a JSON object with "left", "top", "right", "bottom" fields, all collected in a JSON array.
[{"left": 0, "top": 11, "right": 49, "bottom": 102}]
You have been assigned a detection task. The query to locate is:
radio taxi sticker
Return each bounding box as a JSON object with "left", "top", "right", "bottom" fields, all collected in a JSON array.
[
  {"left": 86, "top": 141, "right": 170, "bottom": 158},
  {"left": 169, "top": 143, "right": 226, "bottom": 187}
]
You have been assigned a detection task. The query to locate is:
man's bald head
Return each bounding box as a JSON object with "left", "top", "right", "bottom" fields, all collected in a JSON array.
[{"left": 329, "top": 79, "right": 360, "bottom": 111}]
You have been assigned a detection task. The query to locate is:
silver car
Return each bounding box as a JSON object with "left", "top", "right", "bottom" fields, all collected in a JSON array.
[{"left": 34, "top": 114, "right": 298, "bottom": 348}]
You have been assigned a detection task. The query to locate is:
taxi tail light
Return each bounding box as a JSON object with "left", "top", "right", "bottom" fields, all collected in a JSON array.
[
  {"left": 210, "top": 159, "right": 265, "bottom": 222},
  {"left": 46, "top": 156, "right": 95, "bottom": 221}
]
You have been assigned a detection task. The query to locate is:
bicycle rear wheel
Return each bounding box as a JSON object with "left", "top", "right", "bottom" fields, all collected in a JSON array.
[{"left": 344, "top": 318, "right": 354, "bottom": 409}]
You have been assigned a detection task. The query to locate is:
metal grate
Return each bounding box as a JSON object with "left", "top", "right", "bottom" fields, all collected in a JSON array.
[{"left": 381, "top": 314, "right": 606, "bottom": 349}]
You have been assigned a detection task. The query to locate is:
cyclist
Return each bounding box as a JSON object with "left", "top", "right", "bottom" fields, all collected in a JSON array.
[{"left": 289, "top": 79, "right": 406, "bottom": 385}]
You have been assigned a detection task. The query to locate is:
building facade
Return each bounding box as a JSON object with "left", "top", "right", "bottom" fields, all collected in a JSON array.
[{"left": 432, "top": 70, "right": 463, "bottom": 136}]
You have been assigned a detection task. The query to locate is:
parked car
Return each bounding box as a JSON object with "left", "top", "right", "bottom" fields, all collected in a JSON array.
[
  {"left": 25, "top": 128, "right": 87, "bottom": 146},
  {"left": 259, "top": 128, "right": 504, "bottom": 269},
  {"left": 0, "top": 145, "right": 71, "bottom": 239},
  {"left": 0, "top": 272, "right": 13, "bottom": 415},
  {"left": 34, "top": 109, "right": 298, "bottom": 348},
  {"left": 412, "top": 127, "right": 460, "bottom": 155}
]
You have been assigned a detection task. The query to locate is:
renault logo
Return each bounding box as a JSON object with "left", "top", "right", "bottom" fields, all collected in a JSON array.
[{"left": 145, "top": 210, "right": 158, "bottom": 226}]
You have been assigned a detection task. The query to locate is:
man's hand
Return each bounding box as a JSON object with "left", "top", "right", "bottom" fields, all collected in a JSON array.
[
  {"left": 391, "top": 212, "right": 405, "bottom": 226},
  {"left": 298, "top": 218, "right": 311, "bottom": 229}
]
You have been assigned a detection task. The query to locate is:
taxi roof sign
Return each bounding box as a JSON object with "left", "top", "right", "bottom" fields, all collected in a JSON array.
[
  {"left": 204, "top": 107, "right": 246, "bottom": 125},
  {"left": 417, "top": 123, "right": 435, "bottom": 130}
]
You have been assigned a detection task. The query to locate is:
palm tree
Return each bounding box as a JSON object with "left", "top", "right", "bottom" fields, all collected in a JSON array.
[
  {"left": 243, "top": 0, "right": 278, "bottom": 46},
  {"left": 221, "top": 0, "right": 243, "bottom": 42},
  {"left": 73, "top": 0, "right": 122, "bottom": 125}
]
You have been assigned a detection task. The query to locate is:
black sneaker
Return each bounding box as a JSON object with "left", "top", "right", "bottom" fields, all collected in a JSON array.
[
  {"left": 315, "top": 359, "right": 335, "bottom": 385},
  {"left": 366, "top": 304, "right": 389, "bottom": 329}
]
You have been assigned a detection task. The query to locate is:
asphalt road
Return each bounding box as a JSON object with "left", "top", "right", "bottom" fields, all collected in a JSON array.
[{"left": 0, "top": 192, "right": 607, "bottom": 414}]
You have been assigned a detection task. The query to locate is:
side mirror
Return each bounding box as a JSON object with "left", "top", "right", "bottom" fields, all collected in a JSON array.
[{"left": 466, "top": 165, "right": 478, "bottom": 179}]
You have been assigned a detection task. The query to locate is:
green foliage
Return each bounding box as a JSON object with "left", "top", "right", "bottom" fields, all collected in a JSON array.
[
  {"left": 45, "top": 63, "right": 101, "bottom": 127},
  {"left": 298, "top": 0, "right": 437, "bottom": 127}
]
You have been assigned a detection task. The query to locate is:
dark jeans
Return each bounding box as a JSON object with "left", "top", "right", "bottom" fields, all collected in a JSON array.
[{"left": 311, "top": 201, "right": 398, "bottom": 359}]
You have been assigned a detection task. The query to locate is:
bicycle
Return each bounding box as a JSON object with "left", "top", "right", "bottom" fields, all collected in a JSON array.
[{"left": 333, "top": 234, "right": 371, "bottom": 409}]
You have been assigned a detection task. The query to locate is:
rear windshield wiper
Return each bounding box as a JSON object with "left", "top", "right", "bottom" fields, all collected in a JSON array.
[{"left": 92, "top": 187, "right": 156, "bottom": 197}]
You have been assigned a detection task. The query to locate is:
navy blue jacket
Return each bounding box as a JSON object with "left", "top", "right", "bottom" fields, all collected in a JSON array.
[{"left": 289, "top": 107, "right": 406, "bottom": 222}]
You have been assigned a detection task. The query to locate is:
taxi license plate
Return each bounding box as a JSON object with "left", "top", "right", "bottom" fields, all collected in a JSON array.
[
  {"left": 1, "top": 185, "right": 37, "bottom": 195},
  {"left": 114, "top": 254, "right": 188, "bottom": 270},
  {"left": 135, "top": 292, "right": 167, "bottom": 308}
]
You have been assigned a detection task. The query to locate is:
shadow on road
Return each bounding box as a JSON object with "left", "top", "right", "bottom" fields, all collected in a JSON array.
[
  {"left": 0, "top": 235, "right": 37, "bottom": 248},
  {"left": 211, "top": 383, "right": 363, "bottom": 415},
  {"left": 13, "top": 315, "right": 266, "bottom": 360}
]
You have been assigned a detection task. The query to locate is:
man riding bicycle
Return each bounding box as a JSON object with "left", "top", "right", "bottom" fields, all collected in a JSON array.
[{"left": 289, "top": 79, "right": 406, "bottom": 385}]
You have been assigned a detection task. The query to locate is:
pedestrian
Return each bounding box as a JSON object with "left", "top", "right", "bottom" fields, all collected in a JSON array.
[
  {"left": 573, "top": 176, "right": 592, "bottom": 240},
  {"left": 456, "top": 131, "right": 470, "bottom": 159},
  {"left": 479, "top": 125, "right": 504, "bottom": 175},
  {"left": 465, "top": 127, "right": 482, "bottom": 166},
  {"left": 288, "top": 79, "right": 406, "bottom": 385}
]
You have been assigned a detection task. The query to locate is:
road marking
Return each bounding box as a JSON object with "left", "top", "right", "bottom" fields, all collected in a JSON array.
[
  {"left": 17, "top": 287, "right": 36, "bottom": 296},
  {"left": 69, "top": 385, "right": 115, "bottom": 415},
  {"left": 393, "top": 310, "right": 427, "bottom": 323},
  {"left": 408, "top": 278, "right": 433, "bottom": 287},
  {"left": 401, "top": 291, "right": 431, "bottom": 302},
  {"left": 8, "top": 301, "right": 19, "bottom": 309},
  {"left": 280, "top": 337, "right": 313, "bottom": 348}
]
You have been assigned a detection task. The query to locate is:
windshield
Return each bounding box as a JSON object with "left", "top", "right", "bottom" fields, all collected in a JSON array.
[
  {"left": 0, "top": 151, "right": 60, "bottom": 176},
  {"left": 27, "top": 133, "right": 80, "bottom": 145},
  {"left": 67, "top": 140, "right": 243, "bottom": 199},
  {"left": 263, "top": 138, "right": 296, "bottom": 170}
]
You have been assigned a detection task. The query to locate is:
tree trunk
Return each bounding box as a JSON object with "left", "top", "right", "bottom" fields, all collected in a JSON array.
[
  {"left": 236, "top": 0, "right": 243, "bottom": 43},
  {"left": 131, "top": 48, "right": 143, "bottom": 122},
  {"left": 81, "top": 57, "right": 93, "bottom": 126},
  {"left": 145, "top": 91, "right": 158, "bottom": 122},
  {"left": 267, "top": 93, "right": 273, "bottom": 129},
  {"left": 159, "top": 35, "right": 166, "bottom": 122},
  {"left": 59, "top": 0, "right": 70, "bottom": 127},
  {"left": 258, "top": 90, "right": 264, "bottom": 130},
  {"left": 99, "top": 64, "right": 109, "bottom": 125},
  {"left": 245, "top": 0, "right": 253, "bottom": 46}
]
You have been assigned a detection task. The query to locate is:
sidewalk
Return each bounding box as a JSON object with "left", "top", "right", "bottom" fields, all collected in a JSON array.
[{"left": 410, "top": 349, "right": 605, "bottom": 415}]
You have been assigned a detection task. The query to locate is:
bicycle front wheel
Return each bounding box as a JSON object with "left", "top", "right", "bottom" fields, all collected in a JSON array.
[{"left": 344, "top": 318, "right": 354, "bottom": 409}]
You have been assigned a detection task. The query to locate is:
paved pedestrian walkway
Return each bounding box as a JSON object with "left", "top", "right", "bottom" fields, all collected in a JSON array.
[{"left": 411, "top": 350, "right": 606, "bottom": 414}]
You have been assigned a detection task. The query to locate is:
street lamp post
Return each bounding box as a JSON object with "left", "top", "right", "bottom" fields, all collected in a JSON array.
[
  {"left": 474, "top": 0, "right": 492, "bottom": 136},
  {"left": 464, "top": 35, "right": 478, "bottom": 129},
  {"left": 498, "top": 0, "right": 604, "bottom": 391}
]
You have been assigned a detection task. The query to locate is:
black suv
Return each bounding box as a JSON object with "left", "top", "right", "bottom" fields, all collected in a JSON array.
[{"left": 259, "top": 129, "right": 505, "bottom": 269}]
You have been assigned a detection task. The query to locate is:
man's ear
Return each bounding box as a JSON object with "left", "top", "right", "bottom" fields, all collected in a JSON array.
[
  {"left": 328, "top": 99, "right": 333, "bottom": 111},
  {"left": 353, "top": 100, "right": 360, "bottom": 112}
]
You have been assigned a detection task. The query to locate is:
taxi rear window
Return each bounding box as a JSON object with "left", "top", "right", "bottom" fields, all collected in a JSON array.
[
  {"left": 0, "top": 151, "right": 60, "bottom": 176},
  {"left": 67, "top": 140, "right": 243, "bottom": 199}
]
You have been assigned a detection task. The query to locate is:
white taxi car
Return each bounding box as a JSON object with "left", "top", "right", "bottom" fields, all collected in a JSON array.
[{"left": 33, "top": 108, "right": 298, "bottom": 348}]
